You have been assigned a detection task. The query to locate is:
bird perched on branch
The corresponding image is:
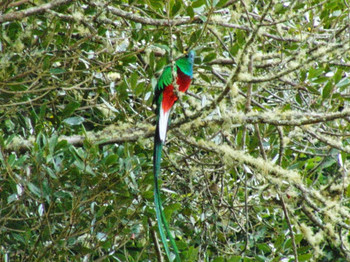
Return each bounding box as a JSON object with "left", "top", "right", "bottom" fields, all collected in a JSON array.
[{"left": 153, "top": 50, "right": 195, "bottom": 261}]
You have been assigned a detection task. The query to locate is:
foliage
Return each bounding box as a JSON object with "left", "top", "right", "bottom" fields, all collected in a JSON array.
[{"left": 1, "top": 0, "right": 350, "bottom": 261}]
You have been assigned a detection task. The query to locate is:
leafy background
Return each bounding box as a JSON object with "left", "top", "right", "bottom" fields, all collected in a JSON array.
[{"left": 1, "top": 0, "right": 350, "bottom": 261}]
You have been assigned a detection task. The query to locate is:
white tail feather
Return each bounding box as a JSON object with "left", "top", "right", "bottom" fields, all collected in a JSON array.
[{"left": 159, "top": 107, "right": 170, "bottom": 143}]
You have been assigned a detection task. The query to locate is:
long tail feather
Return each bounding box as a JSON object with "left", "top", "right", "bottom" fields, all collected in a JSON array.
[{"left": 153, "top": 125, "right": 180, "bottom": 261}]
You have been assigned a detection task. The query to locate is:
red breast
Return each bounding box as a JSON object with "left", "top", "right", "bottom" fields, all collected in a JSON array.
[{"left": 161, "top": 69, "right": 192, "bottom": 113}]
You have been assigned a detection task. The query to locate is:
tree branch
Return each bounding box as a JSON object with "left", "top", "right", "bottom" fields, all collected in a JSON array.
[{"left": 0, "top": 0, "right": 74, "bottom": 23}]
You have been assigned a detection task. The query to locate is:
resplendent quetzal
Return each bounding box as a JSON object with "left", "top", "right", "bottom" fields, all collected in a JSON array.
[{"left": 153, "top": 50, "right": 195, "bottom": 261}]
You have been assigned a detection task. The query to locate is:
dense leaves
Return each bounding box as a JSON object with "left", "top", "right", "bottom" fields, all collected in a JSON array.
[{"left": 1, "top": 0, "right": 350, "bottom": 261}]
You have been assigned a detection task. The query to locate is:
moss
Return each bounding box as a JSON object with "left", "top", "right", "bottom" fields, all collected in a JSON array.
[{"left": 299, "top": 222, "right": 324, "bottom": 258}]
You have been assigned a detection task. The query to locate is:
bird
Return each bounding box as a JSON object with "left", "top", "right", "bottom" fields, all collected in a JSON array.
[{"left": 153, "top": 50, "right": 195, "bottom": 261}]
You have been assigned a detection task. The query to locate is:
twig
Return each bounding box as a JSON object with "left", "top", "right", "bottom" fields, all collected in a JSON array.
[
  {"left": 277, "top": 127, "right": 284, "bottom": 165},
  {"left": 0, "top": 0, "right": 74, "bottom": 22},
  {"left": 303, "top": 126, "right": 350, "bottom": 154},
  {"left": 148, "top": 218, "right": 164, "bottom": 262},
  {"left": 279, "top": 193, "right": 299, "bottom": 262}
]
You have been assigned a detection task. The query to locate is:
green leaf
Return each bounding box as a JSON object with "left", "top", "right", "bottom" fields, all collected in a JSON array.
[
  {"left": 171, "top": 0, "right": 182, "bottom": 16},
  {"left": 215, "top": 0, "right": 229, "bottom": 8},
  {"left": 274, "top": 3, "right": 284, "bottom": 14},
  {"left": 149, "top": 51, "right": 155, "bottom": 70},
  {"left": 187, "top": 5, "right": 195, "bottom": 18},
  {"left": 192, "top": 0, "right": 205, "bottom": 8},
  {"left": 336, "top": 77, "right": 350, "bottom": 90},
  {"left": 4, "top": 119, "right": 15, "bottom": 132},
  {"left": 63, "top": 116, "right": 85, "bottom": 126},
  {"left": 153, "top": 44, "right": 170, "bottom": 52},
  {"left": 298, "top": 253, "right": 313, "bottom": 261},
  {"left": 105, "top": 154, "right": 118, "bottom": 166},
  {"left": 130, "top": 71, "right": 138, "bottom": 89},
  {"left": 175, "top": 32, "right": 184, "bottom": 53},
  {"left": 156, "top": 56, "right": 167, "bottom": 71},
  {"left": 13, "top": 233, "right": 25, "bottom": 244},
  {"left": 42, "top": 179, "right": 51, "bottom": 203},
  {"left": 164, "top": 202, "right": 181, "bottom": 219},
  {"left": 333, "top": 68, "right": 343, "bottom": 84},
  {"left": 49, "top": 68, "right": 66, "bottom": 74},
  {"left": 54, "top": 140, "right": 68, "bottom": 151},
  {"left": 236, "top": 30, "right": 246, "bottom": 46},
  {"left": 7, "top": 153, "right": 16, "bottom": 167},
  {"left": 62, "top": 101, "right": 80, "bottom": 118},
  {"left": 308, "top": 67, "right": 323, "bottom": 79},
  {"left": 7, "top": 194, "right": 18, "bottom": 204},
  {"left": 189, "top": 30, "right": 201, "bottom": 46},
  {"left": 230, "top": 43, "right": 240, "bottom": 56},
  {"left": 141, "top": 190, "right": 154, "bottom": 200},
  {"left": 322, "top": 81, "right": 333, "bottom": 99},
  {"left": 346, "top": 184, "right": 350, "bottom": 198},
  {"left": 27, "top": 182, "right": 41, "bottom": 198},
  {"left": 227, "top": 256, "right": 242, "bottom": 262},
  {"left": 149, "top": 0, "right": 163, "bottom": 9},
  {"left": 203, "top": 52, "right": 216, "bottom": 63},
  {"left": 305, "top": 84, "right": 320, "bottom": 94},
  {"left": 199, "top": 72, "right": 211, "bottom": 83},
  {"left": 182, "top": 246, "right": 199, "bottom": 259},
  {"left": 257, "top": 243, "right": 271, "bottom": 253},
  {"left": 254, "top": 255, "right": 267, "bottom": 262},
  {"left": 44, "top": 166, "right": 58, "bottom": 179},
  {"left": 294, "top": 234, "right": 303, "bottom": 244},
  {"left": 39, "top": 104, "right": 47, "bottom": 121},
  {"left": 213, "top": 257, "right": 225, "bottom": 262},
  {"left": 199, "top": 15, "right": 207, "bottom": 22},
  {"left": 274, "top": 234, "right": 284, "bottom": 250},
  {"left": 42, "top": 56, "right": 51, "bottom": 70}
]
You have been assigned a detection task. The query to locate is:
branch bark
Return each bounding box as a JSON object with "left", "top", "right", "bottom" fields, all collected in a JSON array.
[{"left": 0, "top": 0, "right": 74, "bottom": 23}]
